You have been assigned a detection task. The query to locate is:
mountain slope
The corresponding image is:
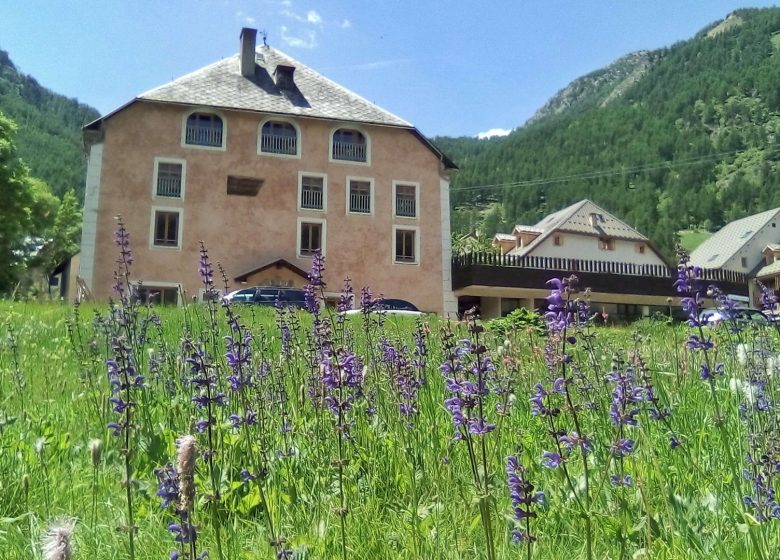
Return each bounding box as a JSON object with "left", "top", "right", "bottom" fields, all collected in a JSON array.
[
  {"left": 0, "top": 49, "right": 100, "bottom": 200},
  {"left": 525, "top": 50, "right": 656, "bottom": 125},
  {"left": 437, "top": 7, "right": 780, "bottom": 256}
]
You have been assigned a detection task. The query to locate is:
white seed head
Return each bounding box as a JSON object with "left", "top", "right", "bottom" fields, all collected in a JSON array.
[
  {"left": 34, "top": 437, "right": 46, "bottom": 455},
  {"left": 41, "top": 517, "right": 76, "bottom": 560},
  {"left": 176, "top": 435, "right": 197, "bottom": 512},
  {"left": 88, "top": 438, "right": 103, "bottom": 468}
]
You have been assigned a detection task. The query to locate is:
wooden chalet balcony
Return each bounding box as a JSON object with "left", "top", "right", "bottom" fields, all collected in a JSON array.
[{"left": 451, "top": 252, "right": 749, "bottom": 298}]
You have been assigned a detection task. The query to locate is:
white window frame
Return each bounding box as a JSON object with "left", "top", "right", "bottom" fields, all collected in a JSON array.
[
  {"left": 346, "top": 176, "right": 374, "bottom": 216},
  {"left": 149, "top": 206, "right": 184, "bottom": 250},
  {"left": 152, "top": 157, "right": 187, "bottom": 200},
  {"left": 297, "top": 217, "right": 327, "bottom": 258},
  {"left": 297, "top": 171, "right": 327, "bottom": 212},
  {"left": 392, "top": 225, "right": 420, "bottom": 265},
  {"left": 133, "top": 281, "right": 183, "bottom": 306},
  {"left": 181, "top": 109, "right": 227, "bottom": 151},
  {"left": 392, "top": 180, "right": 420, "bottom": 219},
  {"left": 598, "top": 238, "right": 615, "bottom": 251},
  {"left": 257, "top": 117, "right": 301, "bottom": 159},
  {"left": 328, "top": 125, "right": 371, "bottom": 166}
]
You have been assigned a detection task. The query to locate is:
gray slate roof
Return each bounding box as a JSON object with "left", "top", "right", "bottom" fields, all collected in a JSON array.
[
  {"left": 756, "top": 260, "right": 780, "bottom": 279},
  {"left": 507, "top": 199, "right": 649, "bottom": 256},
  {"left": 689, "top": 207, "right": 780, "bottom": 269},
  {"left": 137, "top": 45, "right": 411, "bottom": 127}
]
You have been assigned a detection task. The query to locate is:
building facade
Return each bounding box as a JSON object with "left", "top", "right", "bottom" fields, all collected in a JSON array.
[
  {"left": 79, "top": 29, "right": 457, "bottom": 313},
  {"left": 455, "top": 200, "right": 686, "bottom": 319},
  {"left": 690, "top": 207, "right": 780, "bottom": 306}
]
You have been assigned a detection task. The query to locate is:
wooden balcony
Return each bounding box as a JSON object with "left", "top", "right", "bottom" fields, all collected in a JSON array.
[{"left": 452, "top": 252, "right": 749, "bottom": 300}]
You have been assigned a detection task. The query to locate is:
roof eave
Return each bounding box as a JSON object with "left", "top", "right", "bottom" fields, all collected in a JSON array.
[{"left": 409, "top": 128, "right": 458, "bottom": 170}]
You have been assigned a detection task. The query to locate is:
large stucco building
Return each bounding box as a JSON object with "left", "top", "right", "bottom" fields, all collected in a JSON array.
[{"left": 79, "top": 28, "right": 457, "bottom": 313}]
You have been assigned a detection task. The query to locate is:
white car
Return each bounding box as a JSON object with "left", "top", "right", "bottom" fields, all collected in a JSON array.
[{"left": 343, "top": 298, "right": 423, "bottom": 316}]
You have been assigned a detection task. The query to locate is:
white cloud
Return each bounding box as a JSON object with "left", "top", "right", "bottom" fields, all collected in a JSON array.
[
  {"left": 340, "top": 19, "right": 352, "bottom": 29},
  {"left": 281, "top": 8, "right": 304, "bottom": 22},
  {"left": 306, "top": 10, "right": 322, "bottom": 25},
  {"left": 281, "top": 8, "right": 320, "bottom": 26},
  {"left": 280, "top": 25, "right": 317, "bottom": 49},
  {"left": 477, "top": 128, "right": 512, "bottom": 139},
  {"left": 235, "top": 10, "right": 256, "bottom": 25}
]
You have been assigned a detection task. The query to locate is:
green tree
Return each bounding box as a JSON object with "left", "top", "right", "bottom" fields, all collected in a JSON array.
[
  {"left": 31, "top": 189, "right": 82, "bottom": 293},
  {"left": 0, "top": 111, "right": 59, "bottom": 293}
]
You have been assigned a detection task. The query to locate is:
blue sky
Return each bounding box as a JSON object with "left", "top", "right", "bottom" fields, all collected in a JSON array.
[{"left": 1, "top": 1, "right": 778, "bottom": 137}]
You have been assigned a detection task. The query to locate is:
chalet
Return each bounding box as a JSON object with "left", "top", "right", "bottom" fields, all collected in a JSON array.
[
  {"left": 690, "top": 207, "right": 780, "bottom": 305},
  {"left": 78, "top": 28, "right": 457, "bottom": 313},
  {"left": 454, "top": 199, "right": 746, "bottom": 318}
]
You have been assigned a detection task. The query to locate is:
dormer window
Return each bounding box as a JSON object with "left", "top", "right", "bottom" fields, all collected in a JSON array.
[
  {"left": 184, "top": 112, "right": 224, "bottom": 148},
  {"left": 598, "top": 238, "right": 615, "bottom": 251},
  {"left": 331, "top": 128, "right": 368, "bottom": 163},
  {"left": 259, "top": 120, "right": 299, "bottom": 156},
  {"left": 589, "top": 213, "right": 605, "bottom": 227}
]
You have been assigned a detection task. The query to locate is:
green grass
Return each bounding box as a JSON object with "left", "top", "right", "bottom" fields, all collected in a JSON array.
[
  {"left": 678, "top": 229, "right": 712, "bottom": 252},
  {"left": 0, "top": 298, "right": 778, "bottom": 559}
]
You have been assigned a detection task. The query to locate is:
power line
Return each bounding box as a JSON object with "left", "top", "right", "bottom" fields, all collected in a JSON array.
[{"left": 450, "top": 146, "right": 780, "bottom": 193}]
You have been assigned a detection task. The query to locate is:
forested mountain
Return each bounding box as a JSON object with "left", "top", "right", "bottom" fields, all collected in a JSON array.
[
  {"left": 437, "top": 8, "right": 780, "bottom": 255},
  {"left": 0, "top": 49, "right": 99, "bottom": 200}
]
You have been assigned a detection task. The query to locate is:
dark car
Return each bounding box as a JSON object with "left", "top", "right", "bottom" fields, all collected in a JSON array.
[{"left": 224, "top": 286, "right": 306, "bottom": 308}]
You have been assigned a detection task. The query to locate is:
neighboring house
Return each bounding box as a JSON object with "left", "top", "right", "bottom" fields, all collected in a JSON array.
[
  {"left": 689, "top": 207, "right": 780, "bottom": 274},
  {"left": 689, "top": 207, "right": 780, "bottom": 305},
  {"left": 756, "top": 245, "right": 780, "bottom": 304},
  {"left": 454, "top": 199, "right": 746, "bottom": 319},
  {"left": 79, "top": 28, "right": 457, "bottom": 313},
  {"left": 50, "top": 252, "right": 80, "bottom": 300},
  {"left": 493, "top": 199, "right": 666, "bottom": 265}
]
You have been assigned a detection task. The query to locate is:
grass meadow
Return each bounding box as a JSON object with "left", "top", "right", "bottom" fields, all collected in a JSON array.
[{"left": 1, "top": 248, "right": 779, "bottom": 559}]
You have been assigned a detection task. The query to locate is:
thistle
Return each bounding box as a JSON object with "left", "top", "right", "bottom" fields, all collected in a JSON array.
[
  {"left": 176, "top": 435, "right": 197, "bottom": 513},
  {"left": 41, "top": 518, "right": 76, "bottom": 560},
  {"left": 156, "top": 435, "right": 205, "bottom": 560},
  {"left": 89, "top": 438, "right": 103, "bottom": 529}
]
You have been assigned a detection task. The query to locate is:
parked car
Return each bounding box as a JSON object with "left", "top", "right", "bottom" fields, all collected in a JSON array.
[
  {"left": 342, "top": 298, "right": 423, "bottom": 317},
  {"left": 224, "top": 286, "right": 307, "bottom": 308},
  {"left": 698, "top": 307, "right": 770, "bottom": 326},
  {"left": 223, "top": 287, "right": 260, "bottom": 304}
]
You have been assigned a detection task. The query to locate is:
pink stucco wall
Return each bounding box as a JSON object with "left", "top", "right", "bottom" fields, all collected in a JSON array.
[{"left": 86, "top": 101, "right": 450, "bottom": 312}]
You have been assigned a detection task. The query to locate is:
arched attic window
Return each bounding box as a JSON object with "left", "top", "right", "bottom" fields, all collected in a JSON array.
[
  {"left": 331, "top": 128, "right": 368, "bottom": 163},
  {"left": 184, "top": 112, "right": 224, "bottom": 148},
  {"left": 259, "top": 120, "right": 298, "bottom": 156}
]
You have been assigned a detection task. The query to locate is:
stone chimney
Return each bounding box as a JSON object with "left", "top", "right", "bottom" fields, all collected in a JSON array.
[
  {"left": 240, "top": 28, "right": 257, "bottom": 78},
  {"left": 274, "top": 64, "right": 296, "bottom": 89}
]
